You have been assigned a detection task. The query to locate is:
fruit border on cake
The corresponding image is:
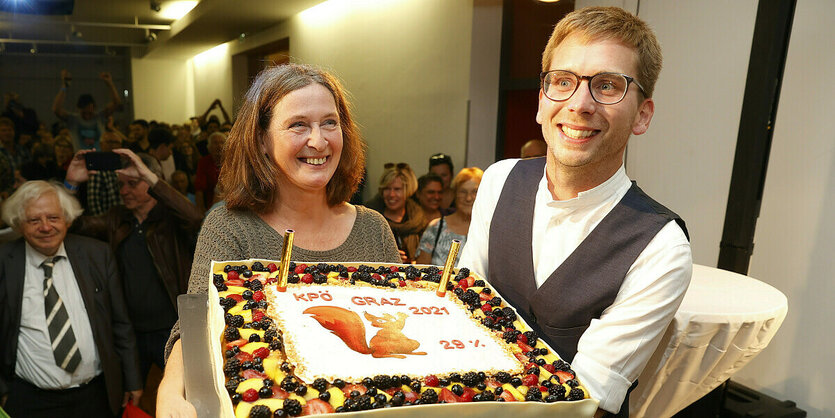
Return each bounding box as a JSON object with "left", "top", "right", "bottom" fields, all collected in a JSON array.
[{"left": 207, "top": 260, "right": 599, "bottom": 418}]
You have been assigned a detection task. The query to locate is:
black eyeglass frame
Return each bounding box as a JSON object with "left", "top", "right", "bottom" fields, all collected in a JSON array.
[{"left": 539, "top": 70, "right": 647, "bottom": 105}]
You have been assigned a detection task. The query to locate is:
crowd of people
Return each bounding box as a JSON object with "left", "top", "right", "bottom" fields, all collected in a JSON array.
[
  {"left": 0, "top": 6, "right": 692, "bottom": 418},
  {"left": 0, "top": 65, "right": 483, "bottom": 417}
]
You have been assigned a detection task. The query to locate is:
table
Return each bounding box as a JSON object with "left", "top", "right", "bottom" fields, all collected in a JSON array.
[{"left": 628, "top": 264, "right": 788, "bottom": 418}]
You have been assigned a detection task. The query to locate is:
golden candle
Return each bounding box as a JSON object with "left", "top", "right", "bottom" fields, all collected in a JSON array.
[
  {"left": 436, "top": 239, "right": 461, "bottom": 297},
  {"left": 277, "top": 229, "right": 295, "bottom": 292}
]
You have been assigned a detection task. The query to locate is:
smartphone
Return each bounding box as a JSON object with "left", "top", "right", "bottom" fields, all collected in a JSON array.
[{"left": 85, "top": 152, "right": 122, "bottom": 171}]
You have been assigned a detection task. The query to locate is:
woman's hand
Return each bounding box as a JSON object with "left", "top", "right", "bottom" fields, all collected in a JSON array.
[
  {"left": 156, "top": 392, "right": 196, "bottom": 418},
  {"left": 156, "top": 341, "right": 196, "bottom": 418}
]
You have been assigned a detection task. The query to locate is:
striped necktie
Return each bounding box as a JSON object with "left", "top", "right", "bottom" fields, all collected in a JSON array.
[{"left": 42, "top": 256, "right": 82, "bottom": 374}]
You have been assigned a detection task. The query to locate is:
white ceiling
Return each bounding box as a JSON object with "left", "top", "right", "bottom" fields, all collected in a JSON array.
[{"left": 0, "top": 0, "right": 324, "bottom": 58}]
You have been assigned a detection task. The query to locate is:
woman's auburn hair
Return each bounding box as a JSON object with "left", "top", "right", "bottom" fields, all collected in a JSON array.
[
  {"left": 219, "top": 63, "right": 366, "bottom": 212},
  {"left": 451, "top": 167, "right": 484, "bottom": 192}
]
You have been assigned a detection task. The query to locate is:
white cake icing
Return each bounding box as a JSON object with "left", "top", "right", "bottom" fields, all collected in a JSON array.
[{"left": 266, "top": 284, "right": 524, "bottom": 384}]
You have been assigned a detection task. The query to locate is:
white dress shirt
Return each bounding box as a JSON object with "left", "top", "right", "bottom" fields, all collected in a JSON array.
[
  {"left": 459, "top": 159, "right": 692, "bottom": 413},
  {"left": 16, "top": 242, "right": 101, "bottom": 389}
]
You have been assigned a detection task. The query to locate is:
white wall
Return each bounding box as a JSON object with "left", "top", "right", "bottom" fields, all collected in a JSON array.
[
  {"left": 626, "top": 0, "right": 757, "bottom": 267},
  {"left": 734, "top": 1, "right": 835, "bottom": 415},
  {"left": 130, "top": 57, "right": 195, "bottom": 123},
  {"left": 185, "top": 0, "right": 473, "bottom": 201},
  {"left": 623, "top": 0, "right": 834, "bottom": 415},
  {"left": 191, "top": 44, "right": 234, "bottom": 121},
  {"left": 466, "top": 0, "right": 502, "bottom": 170}
]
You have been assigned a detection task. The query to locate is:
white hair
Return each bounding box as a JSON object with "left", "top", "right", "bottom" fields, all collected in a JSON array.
[{"left": 1, "top": 181, "right": 84, "bottom": 231}]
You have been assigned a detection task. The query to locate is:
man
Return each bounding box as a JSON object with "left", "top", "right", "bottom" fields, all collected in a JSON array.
[
  {"left": 2, "top": 93, "right": 40, "bottom": 138},
  {"left": 414, "top": 172, "right": 445, "bottom": 221},
  {"left": 520, "top": 138, "right": 547, "bottom": 158},
  {"left": 459, "top": 7, "right": 692, "bottom": 417},
  {"left": 0, "top": 118, "right": 18, "bottom": 196},
  {"left": 194, "top": 131, "right": 226, "bottom": 212},
  {"left": 127, "top": 119, "right": 150, "bottom": 153},
  {"left": 0, "top": 180, "right": 142, "bottom": 417},
  {"left": 52, "top": 70, "right": 122, "bottom": 151},
  {"left": 147, "top": 128, "right": 176, "bottom": 182},
  {"left": 65, "top": 148, "right": 203, "bottom": 388},
  {"left": 428, "top": 152, "right": 455, "bottom": 210},
  {"left": 0, "top": 116, "right": 32, "bottom": 171}
]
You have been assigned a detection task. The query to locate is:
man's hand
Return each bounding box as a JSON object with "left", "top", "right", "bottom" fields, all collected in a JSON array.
[
  {"left": 114, "top": 148, "right": 158, "bottom": 187},
  {"left": 60, "top": 69, "right": 72, "bottom": 87},
  {"left": 100, "top": 72, "right": 113, "bottom": 83},
  {"left": 123, "top": 389, "right": 143, "bottom": 407},
  {"left": 65, "top": 150, "right": 95, "bottom": 187}
]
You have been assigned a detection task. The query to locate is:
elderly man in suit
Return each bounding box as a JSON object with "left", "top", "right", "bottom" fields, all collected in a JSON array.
[{"left": 0, "top": 180, "right": 142, "bottom": 417}]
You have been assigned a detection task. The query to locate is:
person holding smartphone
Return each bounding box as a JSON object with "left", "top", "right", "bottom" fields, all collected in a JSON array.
[{"left": 64, "top": 148, "right": 203, "bottom": 405}]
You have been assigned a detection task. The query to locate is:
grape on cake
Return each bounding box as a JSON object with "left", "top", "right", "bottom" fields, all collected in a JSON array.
[{"left": 207, "top": 260, "right": 597, "bottom": 417}]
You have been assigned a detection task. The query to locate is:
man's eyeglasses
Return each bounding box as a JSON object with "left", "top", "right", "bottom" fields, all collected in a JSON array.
[{"left": 540, "top": 70, "right": 647, "bottom": 105}]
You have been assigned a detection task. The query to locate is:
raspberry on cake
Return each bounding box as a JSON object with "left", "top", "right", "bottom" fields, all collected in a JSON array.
[{"left": 206, "top": 260, "right": 598, "bottom": 417}]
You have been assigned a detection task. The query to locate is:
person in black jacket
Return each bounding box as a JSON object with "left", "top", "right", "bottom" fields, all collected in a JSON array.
[{"left": 0, "top": 180, "right": 142, "bottom": 417}]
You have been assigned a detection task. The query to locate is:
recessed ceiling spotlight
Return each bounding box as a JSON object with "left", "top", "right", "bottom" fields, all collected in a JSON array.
[
  {"left": 150, "top": 1, "right": 161, "bottom": 12},
  {"left": 29, "top": 43, "right": 37, "bottom": 54}
]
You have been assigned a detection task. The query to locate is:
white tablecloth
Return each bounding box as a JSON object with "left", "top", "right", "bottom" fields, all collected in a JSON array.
[{"left": 629, "top": 264, "right": 788, "bottom": 418}]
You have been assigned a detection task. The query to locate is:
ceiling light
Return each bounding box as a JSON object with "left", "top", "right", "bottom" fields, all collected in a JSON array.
[
  {"left": 71, "top": 24, "right": 82, "bottom": 38},
  {"left": 150, "top": 1, "right": 161, "bottom": 12},
  {"left": 29, "top": 43, "right": 37, "bottom": 54},
  {"left": 158, "top": 1, "right": 198, "bottom": 20}
]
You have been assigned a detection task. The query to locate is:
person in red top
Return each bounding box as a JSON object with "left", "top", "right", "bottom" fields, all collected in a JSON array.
[{"left": 193, "top": 131, "right": 225, "bottom": 212}]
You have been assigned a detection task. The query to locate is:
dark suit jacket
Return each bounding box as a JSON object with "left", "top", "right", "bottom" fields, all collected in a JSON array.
[{"left": 0, "top": 234, "right": 142, "bottom": 415}]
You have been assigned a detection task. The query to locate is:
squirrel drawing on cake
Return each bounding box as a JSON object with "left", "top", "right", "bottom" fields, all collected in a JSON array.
[{"left": 304, "top": 306, "right": 427, "bottom": 359}]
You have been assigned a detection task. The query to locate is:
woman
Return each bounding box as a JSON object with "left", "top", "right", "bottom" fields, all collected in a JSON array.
[
  {"left": 415, "top": 167, "right": 483, "bottom": 266},
  {"left": 156, "top": 64, "right": 400, "bottom": 417},
  {"left": 377, "top": 163, "right": 426, "bottom": 263},
  {"left": 413, "top": 172, "right": 445, "bottom": 222}
]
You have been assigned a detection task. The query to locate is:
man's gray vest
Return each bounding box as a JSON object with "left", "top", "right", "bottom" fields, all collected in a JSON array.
[{"left": 487, "top": 157, "right": 687, "bottom": 415}]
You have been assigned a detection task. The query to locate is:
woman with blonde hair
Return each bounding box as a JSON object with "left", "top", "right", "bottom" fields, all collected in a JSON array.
[
  {"left": 416, "top": 167, "right": 483, "bottom": 266},
  {"left": 156, "top": 63, "right": 400, "bottom": 416},
  {"left": 376, "top": 162, "right": 426, "bottom": 263}
]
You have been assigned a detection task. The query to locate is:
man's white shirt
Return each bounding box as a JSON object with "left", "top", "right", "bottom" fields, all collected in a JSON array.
[
  {"left": 459, "top": 159, "right": 692, "bottom": 413},
  {"left": 16, "top": 242, "right": 101, "bottom": 389}
]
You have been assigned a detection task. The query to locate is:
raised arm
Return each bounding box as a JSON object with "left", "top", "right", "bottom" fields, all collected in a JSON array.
[
  {"left": 196, "top": 99, "right": 219, "bottom": 126},
  {"left": 52, "top": 69, "right": 71, "bottom": 120},
  {"left": 99, "top": 72, "right": 122, "bottom": 117},
  {"left": 215, "top": 99, "right": 231, "bottom": 124}
]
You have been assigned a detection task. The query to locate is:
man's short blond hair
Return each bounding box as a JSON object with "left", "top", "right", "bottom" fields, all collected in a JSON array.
[{"left": 542, "top": 6, "right": 663, "bottom": 98}]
